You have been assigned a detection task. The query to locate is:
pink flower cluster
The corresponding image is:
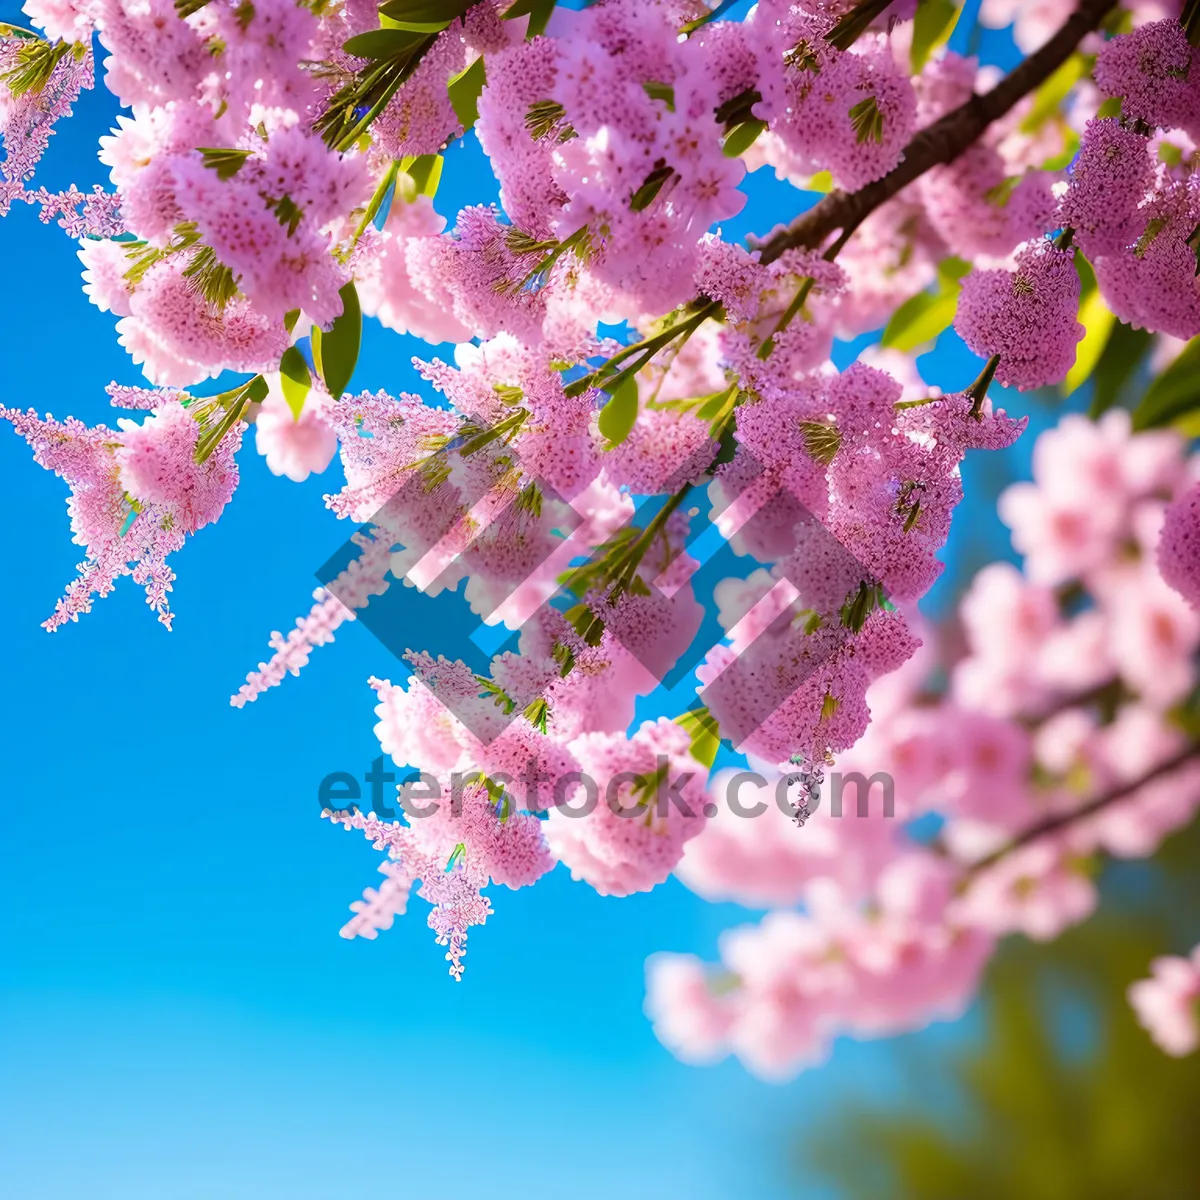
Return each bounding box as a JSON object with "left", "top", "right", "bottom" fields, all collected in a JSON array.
[
  {"left": 4, "top": 0, "right": 1200, "bottom": 1039},
  {"left": 648, "top": 410, "right": 1200, "bottom": 1078},
  {"left": 1, "top": 393, "right": 241, "bottom": 629},
  {"left": 1129, "top": 945, "right": 1200, "bottom": 1056}
]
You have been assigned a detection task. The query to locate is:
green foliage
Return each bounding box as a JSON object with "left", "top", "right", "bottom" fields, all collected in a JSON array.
[
  {"left": 1132, "top": 338, "right": 1200, "bottom": 431},
  {"left": 341, "top": 28, "right": 426, "bottom": 60},
  {"left": 502, "top": 0, "right": 557, "bottom": 39},
  {"left": 849, "top": 95, "right": 884, "bottom": 145},
  {"left": 198, "top": 147, "right": 252, "bottom": 181},
  {"left": 378, "top": 0, "right": 473, "bottom": 32},
  {"left": 881, "top": 258, "right": 971, "bottom": 353},
  {"left": 1087, "top": 321, "right": 1152, "bottom": 417},
  {"left": 319, "top": 28, "right": 440, "bottom": 150},
  {"left": 675, "top": 707, "right": 722, "bottom": 769},
  {"left": 400, "top": 153, "right": 443, "bottom": 198},
  {"left": 798, "top": 821, "right": 1200, "bottom": 1200},
  {"left": 598, "top": 374, "right": 639, "bottom": 449},
  {"left": 0, "top": 38, "right": 74, "bottom": 96},
  {"left": 723, "top": 118, "right": 767, "bottom": 158},
  {"left": 278, "top": 346, "right": 311, "bottom": 420},
  {"left": 1062, "top": 255, "right": 1114, "bottom": 397},
  {"left": 910, "top": 0, "right": 961, "bottom": 72},
  {"left": 311, "top": 282, "right": 361, "bottom": 400},
  {"left": 448, "top": 56, "right": 487, "bottom": 130}
]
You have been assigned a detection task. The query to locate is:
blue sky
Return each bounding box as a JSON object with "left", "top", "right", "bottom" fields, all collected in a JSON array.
[{"left": 0, "top": 5, "right": 1056, "bottom": 1197}]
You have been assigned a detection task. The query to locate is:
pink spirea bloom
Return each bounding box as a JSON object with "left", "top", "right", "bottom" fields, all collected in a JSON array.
[
  {"left": 2, "top": 401, "right": 239, "bottom": 629},
  {"left": 115, "top": 398, "right": 238, "bottom": 533},
  {"left": 1128, "top": 946, "right": 1200, "bottom": 1056},
  {"left": 545, "top": 718, "right": 710, "bottom": 897},
  {"left": 1158, "top": 481, "right": 1200, "bottom": 608},
  {"left": 953, "top": 838, "right": 1098, "bottom": 941},
  {"left": 1093, "top": 18, "right": 1197, "bottom": 132},
  {"left": 231, "top": 530, "right": 392, "bottom": 708},
  {"left": 115, "top": 258, "right": 290, "bottom": 388},
  {"left": 1092, "top": 178, "right": 1200, "bottom": 340},
  {"left": 0, "top": 35, "right": 93, "bottom": 208},
  {"left": 954, "top": 239, "right": 1084, "bottom": 391},
  {"left": 253, "top": 379, "right": 338, "bottom": 484},
  {"left": 324, "top": 775, "right": 553, "bottom": 981},
  {"left": 355, "top": 192, "right": 471, "bottom": 345},
  {"left": 998, "top": 409, "right": 1185, "bottom": 586},
  {"left": 1060, "top": 119, "right": 1155, "bottom": 258}
]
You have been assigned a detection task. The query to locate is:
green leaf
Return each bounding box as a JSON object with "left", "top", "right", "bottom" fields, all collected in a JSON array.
[
  {"left": 399, "top": 153, "right": 443, "bottom": 198},
  {"left": 278, "top": 346, "right": 311, "bottom": 421},
  {"left": 675, "top": 707, "right": 721, "bottom": 770},
  {"left": 910, "top": 0, "right": 961, "bottom": 72},
  {"left": 1020, "top": 53, "right": 1086, "bottom": 133},
  {"left": 447, "top": 56, "right": 486, "bottom": 130},
  {"left": 198, "top": 147, "right": 251, "bottom": 180},
  {"left": 643, "top": 80, "right": 676, "bottom": 110},
  {"left": 502, "top": 0, "right": 556, "bottom": 38},
  {"left": 378, "top": 0, "right": 472, "bottom": 30},
  {"left": 849, "top": 95, "right": 884, "bottom": 145},
  {"left": 283, "top": 308, "right": 302, "bottom": 333},
  {"left": 342, "top": 28, "right": 426, "bottom": 60},
  {"left": 1089, "top": 321, "right": 1152, "bottom": 417},
  {"left": 1132, "top": 337, "right": 1200, "bottom": 430},
  {"left": 598, "top": 374, "right": 639, "bottom": 448},
  {"left": 723, "top": 118, "right": 767, "bottom": 158},
  {"left": 1063, "top": 258, "right": 1113, "bottom": 396},
  {"left": 879, "top": 257, "right": 971, "bottom": 352},
  {"left": 313, "top": 282, "right": 361, "bottom": 401},
  {"left": 630, "top": 164, "right": 675, "bottom": 212}
]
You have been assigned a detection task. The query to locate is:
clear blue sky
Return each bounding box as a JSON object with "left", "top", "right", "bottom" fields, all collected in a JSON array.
[{"left": 0, "top": 5, "right": 1049, "bottom": 1197}]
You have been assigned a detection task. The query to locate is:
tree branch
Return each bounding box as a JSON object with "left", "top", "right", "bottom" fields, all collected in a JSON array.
[
  {"left": 757, "top": 0, "right": 1119, "bottom": 264},
  {"left": 964, "top": 742, "right": 1200, "bottom": 876}
]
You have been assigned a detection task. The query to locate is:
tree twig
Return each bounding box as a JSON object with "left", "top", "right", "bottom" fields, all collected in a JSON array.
[
  {"left": 757, "top": 0, "right": 1118, "bottom": 264},
  {"left": 964, "top": 742, "right": 1200, "bottom": 876}
]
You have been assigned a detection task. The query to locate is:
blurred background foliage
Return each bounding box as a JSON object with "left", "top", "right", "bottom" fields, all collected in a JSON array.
[{"left": 795, "top": 818, "right": 1200, "bottom": 1198}]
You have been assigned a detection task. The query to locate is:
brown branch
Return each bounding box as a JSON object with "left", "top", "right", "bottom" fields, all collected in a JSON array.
[
  {"left": 964, "top": 742, "right": 1200, "bottom": 876},
  {"left": 757, "top": 0, "right": 1119, "bottom": 264}
]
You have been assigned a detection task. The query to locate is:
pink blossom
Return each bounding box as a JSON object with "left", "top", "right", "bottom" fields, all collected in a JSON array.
[
  {"left": 953, "top": 838, "right": 1098, "bottom": 941},
  {"left": 356, "top": 192, "right": 471, "bottom": 345},
  {"left": 954, "top": 239, "right": 1084, "bottom": 391},
  {"left": 1158, "top": 480, "right": 1200, "bottom": 608},
  {"left": 1129, "top": 946, "right": 1200, "bottom": 1056},
  {"left": 1060, "top": 119, "right": 1155, "bottom": 258},
  {"left": 253, "top": 377, "right": 338, "bottom": 484},
  {"left": 1093, "top": 18, "right": 1197, "bottom": 131},
  {"left": 546, "top": 718, "right": 710, "bottom": 897}
]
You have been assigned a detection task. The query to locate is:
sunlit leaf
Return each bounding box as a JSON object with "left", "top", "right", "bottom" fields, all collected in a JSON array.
[
  {"left": 1132, "top": 336, "right": 1200, "bottom": 430},
  {"left": 448, "top": 56, "right": 486, "bottom": 130},
  {"left": 1063, "top": 256, "right": 1113, "bottom": 397},
  {"left": 598, "top": 374, "right": 639, "bottom": 448},
  {"left": 1020, "top": 53, "right": 1086, "bottom": 133},
  {"left": 342, "top": 28, "right": 425, "bottom": 60},
  {"left": 910, "top": 0, "right": 961, "bottom": 72},
  {"left": 502, "top": 0, "right": 557, "bottom": 38},
  {"left": 723, "top": 118, "right": 766, "bottom": 158},
  {"left": 312, "top": 282, "right": 361, "bottom": 401},
  {"left": 399, "top": 153, "right": 443, "bottom": 198},
  {"left": 278, "top": 346, "right": 311, "bottom": 421},
  {"left": 881, "top": 258, "right": 970, "bottom": 352},
  {"left": 378, "top": 0, "right": 472, "bottom": 30},
  {"left": 675, "top": 707, "right": 722, "bottom": 769}
]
